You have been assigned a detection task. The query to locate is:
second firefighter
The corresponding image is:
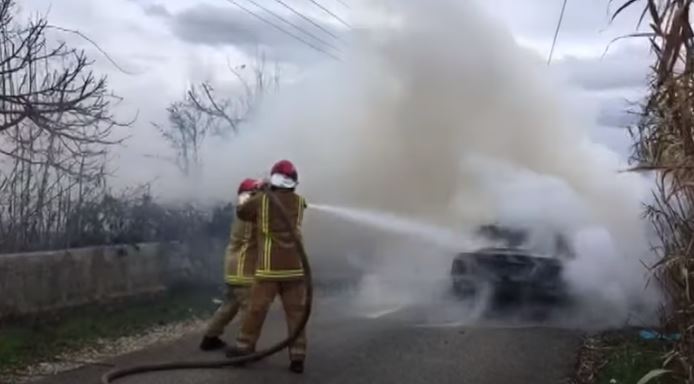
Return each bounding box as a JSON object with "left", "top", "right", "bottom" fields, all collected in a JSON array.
[{"left": 199, "top": 178, "right": 260, "bottom": 351}]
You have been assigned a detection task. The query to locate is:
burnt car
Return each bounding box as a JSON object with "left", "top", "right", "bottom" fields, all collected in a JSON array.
[
  {"left": 449, "top": 224, "right": 573, "bottom": 316},
  {"left": 450, "top": 246, "right": 568, "bottom": 306}
]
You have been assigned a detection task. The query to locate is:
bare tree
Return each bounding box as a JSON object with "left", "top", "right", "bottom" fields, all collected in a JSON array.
[
  {"left": 155, "top": 51, "right": 280, "bottom": 177},
  {"left": 152, "top": 94, "right": 213, "bottom": 177},
  {"left": 0, "top": 0, "right": 124, "bottom": 141},
  {"left": 0, "top": 1, "right": 239, "bottom": 253},
  {"left": 188, "top": 52, "right": 281, "bottom": 137},
  {"left": 0, "top": 0, "right": 128, "bottom": 252}
]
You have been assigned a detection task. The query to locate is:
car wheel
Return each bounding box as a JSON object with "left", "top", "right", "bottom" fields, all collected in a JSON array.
[{"left": 452, "top": 277, "right": 493, "bottom": 318}]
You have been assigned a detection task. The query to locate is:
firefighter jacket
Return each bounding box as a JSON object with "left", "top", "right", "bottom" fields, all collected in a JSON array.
[
  {"left": 236, "top": 189, "right": 307, "bottom": 281},
  {"left": 224, "top": 216, "right": 258, "bottom": 285}
]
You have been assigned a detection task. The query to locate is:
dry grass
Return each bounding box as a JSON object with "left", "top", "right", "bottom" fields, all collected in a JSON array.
[
  {"left": 614, "top": 0, "right": 694, "bottom": 382},
  {"left": 572, "top": 335, "right": 609, "bottom": 384}
]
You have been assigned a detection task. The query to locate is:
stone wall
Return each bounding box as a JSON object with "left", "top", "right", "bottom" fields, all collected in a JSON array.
[
  {"left": 0, "top": 238, "right": 365, "bottom": 320},
  {"left": 0, "top": 241, "right": 223, "bottom": 320}
]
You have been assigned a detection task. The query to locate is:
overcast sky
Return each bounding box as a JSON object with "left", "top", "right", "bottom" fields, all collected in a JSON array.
[{"left": 20, "top": 0, "right": 652, "bottom": 185}]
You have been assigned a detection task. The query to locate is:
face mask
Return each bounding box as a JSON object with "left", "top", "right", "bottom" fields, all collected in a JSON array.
[
  {"left": 238, "top": 192, "right": 251, "bottom": 205},
  {"left": 270, "top": 174, "right": 297, "bottom": 189}
]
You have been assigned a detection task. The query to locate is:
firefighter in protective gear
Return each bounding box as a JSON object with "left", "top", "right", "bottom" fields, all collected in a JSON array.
[
  {"left": 199, "top": 178, "right": 260, "bottom": 351},
  {"left": 225, "top": 160, "right": 309, "bottom": 374}
]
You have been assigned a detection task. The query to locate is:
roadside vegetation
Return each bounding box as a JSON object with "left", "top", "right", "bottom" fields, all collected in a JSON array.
[
  {"left": 0, "top": 288, "right": 217, "bottom": 380},
  {"left": 0, "top": 0, "right": 276, "bottom": 255},
  {"left": 574, "top": 330, "right": 675, "bottom": 384},
  {"left": 606, "top": 0, "right": 694, "bottom": 382},
  {"left": 597, "top": 333, "right": 674, "bottom": 384}
]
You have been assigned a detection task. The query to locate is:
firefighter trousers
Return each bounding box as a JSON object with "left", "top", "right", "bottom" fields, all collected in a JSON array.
[
  {"left": 235, "top": 279, "right": 307, "bottom": 362},
  {"left": 204, "top": 284, "right": 250, "bottom": 338}
]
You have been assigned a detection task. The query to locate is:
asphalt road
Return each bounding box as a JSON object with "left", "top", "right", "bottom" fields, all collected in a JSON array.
[{"left": 32, "top": 295, "right": 582, "bottom": 384}]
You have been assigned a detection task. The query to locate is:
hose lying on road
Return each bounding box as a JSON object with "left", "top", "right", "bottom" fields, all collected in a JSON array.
[{"left": 101, "top": 188, "right": 313, "bottom": 383}]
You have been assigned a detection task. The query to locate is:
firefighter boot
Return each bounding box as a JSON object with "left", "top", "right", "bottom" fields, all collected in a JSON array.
[
  {"left": 289, "top": 360, "right": 304, "bottom": 374},
  {"left": 199, "top": 336, "right": 226, "bottom": 351}
]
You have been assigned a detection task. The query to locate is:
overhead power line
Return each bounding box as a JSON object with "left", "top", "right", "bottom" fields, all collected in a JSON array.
[
  {"left": 273, "top": 0, "right": 344, "bottom": 42},
  {"left": 547, "top": 0, "right": 568, "bottom": 65},
  {"left": 244, "top": 0, "right": 341, "bottom": 53},
  {"left": 226, "top": 0, "right": 341, "bottom": 61},
  {"left": 307, "top": 0, "right": 351, "bottom": 28}
]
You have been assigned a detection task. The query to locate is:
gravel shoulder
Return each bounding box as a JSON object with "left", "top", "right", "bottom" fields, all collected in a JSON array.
[
  {"left": 0, "top": 288, "right": 219, "bottom": 384},
  {"left": 3, "top": 318, "right": 208, "bottom": 384}
]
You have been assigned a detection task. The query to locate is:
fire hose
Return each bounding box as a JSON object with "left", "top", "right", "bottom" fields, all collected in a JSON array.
[{"left": 101, "top": 187, "right": 313, "bottom": 383}]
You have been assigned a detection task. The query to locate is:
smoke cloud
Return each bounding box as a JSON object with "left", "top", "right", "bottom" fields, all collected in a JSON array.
[{"left": 159, "top": 0, "right": 661, "bottom": 327}]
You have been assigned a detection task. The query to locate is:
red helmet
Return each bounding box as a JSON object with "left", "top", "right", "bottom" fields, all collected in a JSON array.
[
  {"left": 270, "top": 160, "right": 298, "bottom": 182},
  {"left": 237, "top": 178, "right": 258, "bottom": 194}
]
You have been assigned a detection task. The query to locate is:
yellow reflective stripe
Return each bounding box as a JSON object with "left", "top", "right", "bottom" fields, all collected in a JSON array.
[
  {"left": 265, "top": 235, "right": 273, "bottom": 271},
  {"left": 265, "top": 195, "right": 271, "bottom": 272},
  {"left": 237, "top": 224, "right": 252, "bottom": 279},
  {"left": 236, "top": 229, "right": 246, "bottom": 279},
  {"left": 236, "top": 255, "right": 243, "bottom": 278},
  {"left": 255, "top": 270, "right": 305, "bottom": 278},
  {"left": 255, "top": 274, "right": 305, "bottom": 279},
  {"left": 296, "top": 196, "right": 305, "bottom": 227},
  {"left": 225, "top": 275, "right": 254, "bottom": 285},
  {"left": 256, "top": 269, "right": 304, "bottom": 275},
  {"left": 262, "top": 195, "right": 269, "bottom": 233},
  {"left": 261, "top": 195, "right": 271, "bottom": 271}
]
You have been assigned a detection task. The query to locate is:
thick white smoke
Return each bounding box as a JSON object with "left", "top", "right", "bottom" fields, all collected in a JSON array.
[{"left": 163, "top": 0, "right": 661, "bottom": 327}]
